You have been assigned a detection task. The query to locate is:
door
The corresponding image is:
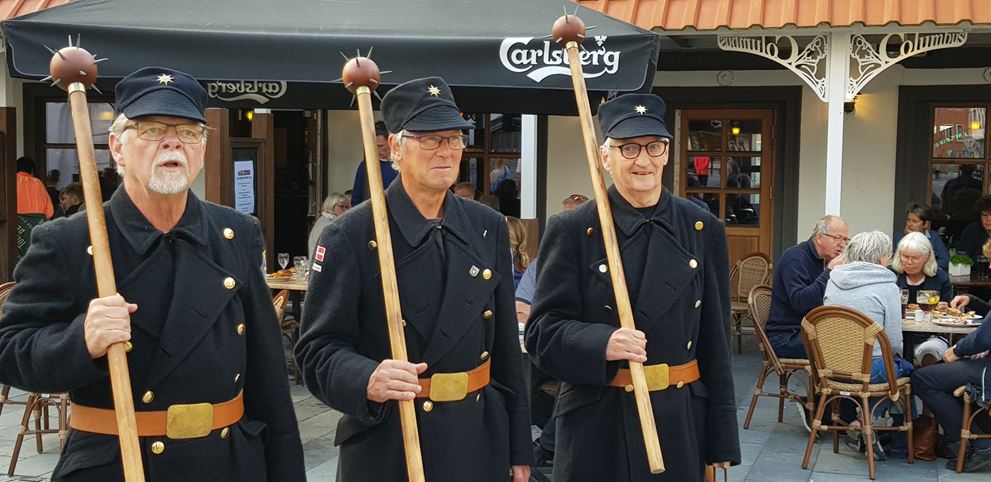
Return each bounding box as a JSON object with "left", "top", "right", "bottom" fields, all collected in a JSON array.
[{"left": 679, "top": 109, "right": 774, "bottom": 267}]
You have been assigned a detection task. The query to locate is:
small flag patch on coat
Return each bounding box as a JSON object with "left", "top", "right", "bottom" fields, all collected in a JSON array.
[{"left": 315, "top": 245, "right": 326, "bottom": 262}]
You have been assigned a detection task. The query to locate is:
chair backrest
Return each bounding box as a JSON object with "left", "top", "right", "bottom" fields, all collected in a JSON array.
[
  {"left": 272, "top": 289, "right": 289, "bottom": 322},
  {"left": 801, "top": 305, "right": 899, "bottom": 397},
  {"left": 732, "top": 252, "right": 772, "bottom": 300},
  {"left": 748, "top": 284, "right": 782, "bottom": 370},
  {"left": 0, "top": 282, "right": 15, "bottom": 310}
]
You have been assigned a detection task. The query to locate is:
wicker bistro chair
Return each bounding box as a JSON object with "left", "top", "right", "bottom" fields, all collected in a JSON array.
[
  {"left": 728, "top": 253, "right": 773, "bottom": 353},
  {"left": 800, "top": 305, "right": 914, "bottom": 480},
  {"left": 272, "top": 289, "right": 301, "bottom": 385},
  {"left": 743, "top": 285, "right": 814, "bottom": 429},
  {"left": 953, "top": 384, "right": 991, "bottom": 473}
]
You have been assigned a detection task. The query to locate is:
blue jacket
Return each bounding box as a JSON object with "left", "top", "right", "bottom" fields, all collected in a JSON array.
[
  {"left": 766, "top": 239, "right": 830, "bottom": 336},
  {"left": 954, "top": 315, "right": 991, "bottom": 402},
  {"left": 957, "top": 222, "right": 989, "bottom": 262},
  {"left": 892, "top": 229, "right": 950, "bottom": 271},
  {"left": 350, "top": 159, "right": 399, "bottom": 207}
]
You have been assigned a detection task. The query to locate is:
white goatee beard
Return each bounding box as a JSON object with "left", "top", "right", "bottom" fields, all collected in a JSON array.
[{"left": 148, "top": 151, "right": 190, "bottom": 195}]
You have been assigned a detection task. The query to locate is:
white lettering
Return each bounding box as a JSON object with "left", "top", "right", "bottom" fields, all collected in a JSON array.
[
  {"left": 207, "top": 80, "right": 288, "bottom": 104},
  {"left": 498, "top": 36, "right": 622, "bottom": 83}
]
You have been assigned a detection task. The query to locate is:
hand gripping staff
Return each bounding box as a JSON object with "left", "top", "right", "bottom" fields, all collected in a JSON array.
[
  {"left": 341, "top": 54, "right": 426, "bottom": 482},
  {"left": 551, "top": 14, "right": 665, "bottom": 474},
  {"left": 48, "top": 40, "right": 145, "bottom": 481}
]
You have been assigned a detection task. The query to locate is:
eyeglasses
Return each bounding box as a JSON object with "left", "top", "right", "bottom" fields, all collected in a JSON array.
[
  {"left": 124, "top": 121, "right": 206, "bottom": 144},
  {"left": 402, "top": 133, "right": 469, "bottom": 150},
  {"left": 821, "top": 233, "right": 850, "bottom": 244},
  {"left": 608, "top": 140, "right": 670, "bottom": 159}
]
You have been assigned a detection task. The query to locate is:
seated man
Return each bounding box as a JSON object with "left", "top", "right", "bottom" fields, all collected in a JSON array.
[{"left": 766, "top": 215, "right": 848, "bottom": 358}]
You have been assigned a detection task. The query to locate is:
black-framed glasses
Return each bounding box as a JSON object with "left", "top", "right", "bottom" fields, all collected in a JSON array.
[
  {"left": 609, "top": 140, "right": 669, "bottom": 159},
  {"left": 821, "top": 233, "right": 850, "bottom": 244},
  {"left": 124, "top": 121, "right": 206, "bottom": 144},
  {"left": 402, "top": 133, "right": 469, "bottom": 150}
]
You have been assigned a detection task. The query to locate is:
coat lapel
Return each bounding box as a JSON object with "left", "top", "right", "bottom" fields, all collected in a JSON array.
[
  {"left": 143, "top": 240, "right": 237, "bottom": 388},
  {"left": 395, "top": 241, "right": 444, "bottom": 344},
  {"left": 631, "top": 225, "right": 697, "bottom": 333},
  {"left": 420, "top": 236, "right": 495, "bottom": 367}
]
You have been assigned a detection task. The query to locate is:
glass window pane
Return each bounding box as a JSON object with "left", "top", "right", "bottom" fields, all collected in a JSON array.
[
  {"left": 46, "top": 102, "right": 115, "bottom": 144},
  {"left": 489, "top": 158, "right": 520, "bottom": 194},
  {"left": 727, "top": 192, "right": 760, "bottom": 226},
  {"left": 933, "top": 163, "right": 983, "bottom": 222},
  {"left": 687, "top": 120, "right": 722, "bottom": 151},
  {"left": 489, "top": 114, "right": 521, "bottom": 153},
  {"left": 687, "top": 155, "right": 720, "bottom": 188},
  {"left": 728, "top": 157, "right": 760, "bottom": 188},
  {"left": 728, "top": 120, "right": 761, "bottom": 152},
  {"left": 46, "top": 148, "right": 116, "bottom": 195},
  {"left": 463, "top": 113, "right": 483, "bottom": 148},
  {"left": 933, "top": 107, "right": 985, "bottom": 159},
  {"left": 685, "top": 191, "right": 718, "bottom": 216}
]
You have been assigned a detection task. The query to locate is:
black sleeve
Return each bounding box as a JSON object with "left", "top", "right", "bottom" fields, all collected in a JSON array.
[
  {"left": 967, "top": 294, "right": 990, "bottom": 316},
  {"left": 0, "top": 224, "right": 107, "bottom": 393},
  {"left": 242, "top": 217, "right": 305, "bottom": 481}
]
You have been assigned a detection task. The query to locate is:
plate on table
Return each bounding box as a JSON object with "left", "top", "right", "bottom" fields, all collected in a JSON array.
[{"left": 932, "top": 317, "right": 982, "bottom": 327}]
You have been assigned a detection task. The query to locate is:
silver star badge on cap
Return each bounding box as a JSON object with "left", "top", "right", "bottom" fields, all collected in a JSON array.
[
  {"left": 156, "top": 74, "right": 174, "bottom": 85},
  {"left": 634, "top": 105, "right": 647, "bottom": 115},
  {"left": 427, "top": 85, "right": 441, "bottom": 97}
]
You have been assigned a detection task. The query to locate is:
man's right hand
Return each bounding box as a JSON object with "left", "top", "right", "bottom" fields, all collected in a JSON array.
[
  {"left": 827, "top": 255, "right": 846, "bottom": 270},
  {"left": 367, "top": 359, "right": 428, "bottom": 403},
  {"left": 605, "top": 327, "right": 647, "bottom": 363},
  {"left": 950, "top": 295, "right": 971, "bottom": 310},
  {"left": 84, "top": 294, "right": 137, "bottom": 359}
]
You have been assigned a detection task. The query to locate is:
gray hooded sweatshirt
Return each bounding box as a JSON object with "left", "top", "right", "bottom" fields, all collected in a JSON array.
[{"left": 823, "top": 261, "right": 903, "bottom": 358}]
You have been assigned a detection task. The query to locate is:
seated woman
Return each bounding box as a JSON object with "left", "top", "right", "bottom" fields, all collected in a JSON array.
[
  {"left": 892, "top": 203, "right": 950, "bottom": 271},
  {"left": 824, "top": 231, "right": 914, "bottom": 459},
  {"left": 892, "top": 231, "right": 953, "bottom": 306}
]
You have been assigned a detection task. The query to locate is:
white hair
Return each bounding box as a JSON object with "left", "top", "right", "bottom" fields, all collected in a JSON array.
[
  {"left": 844, "top": 231, "right": 891, "bottom": 264},
  {"left": 812, "top": 215, "right": 841, "bottom": 237},
  {"left": 891, "top": 231, "right": 938, "bottom": 277},
  {"left": 389, "top": 129, "right": 409, "bottom": 172}
]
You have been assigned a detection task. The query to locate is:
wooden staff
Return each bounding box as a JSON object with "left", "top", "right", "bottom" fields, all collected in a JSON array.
[
  {"left": 48, "top": 45, "right": 145, "bottom": 481},
  {"left": 342, "top": 57, "right": 426, "bottom": 482},
  {"left": 552, "top": 14, "right": 665, "bottom": 474}
]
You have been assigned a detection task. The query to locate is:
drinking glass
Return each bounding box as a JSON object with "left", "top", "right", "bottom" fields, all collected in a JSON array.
[
  {"left": 900, "top": 289, "right": 909, "bottom": 318},
  {"left": 917, "top": 290, "right": 939, "bottom": 321},
  {"left": 277, "top": 252, "right": 290, "bottom": 270},
  {"left": 293, "top": 256, "right": 309, "bottom": 279}
]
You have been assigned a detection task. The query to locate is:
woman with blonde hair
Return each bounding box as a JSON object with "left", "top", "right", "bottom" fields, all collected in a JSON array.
[
  {"left": 505, "top": 216, "right": 530, "bottom": 288},
  {"left": 891, "top": 231, "right": 953, "bottom": 305},
  {"left": 307, "top": 192, "right": 350, "bottom": 258}
]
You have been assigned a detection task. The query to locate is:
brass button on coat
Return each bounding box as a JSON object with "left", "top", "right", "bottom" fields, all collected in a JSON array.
[
  {"left": 234, "top": 373, "right": 241, "bottom": 384},
  {"left": 624, "top": 384, "right": 634, "bottom": 393},
  {"left": 482, "top": 310, "right": 493, "bottom": 319},
  {"left": 422, "top": 400, "right": 433, "bottom": 412},
  {"left": 124, "top": 341, "right": 133, "bottom": 352},
  {"left": 694, "top": 221, "right": 704, "bottom": 231},
  {"left": 223, "top": 228, "right": 235, "bottom": 239},
  {"left": 689, "top": 259, "right": 698, "bottom": 269},
  {"left": 686, "top": 341, "right": 693, "bottom": 350},
  {"left": 368, "top": 240, "right": 377, "bottom": 250},
  {"left": 603, "top": 305, "right": 613, "bottom": 313},
  {"left": 586, "top": 227, "right": 594, "bottom": 236},
  {"left": 694, "top": 300, "right": 702, "bottom": 309},
  {"left": 236, "top": 323, "right": 246, "bottom": 335},
  {"left": 598, "top": 264, "right": 607, "bottom": 273},
  {"left": 480, "top": 351, "right": 490, "bottom": 360},
  {"left": 151, "top": 441, "right": 165, "bottom": 454},
  {"left": 482, "top": 269, "right": 492, "bottom": 280},
  {"left": 676, "top": 381, "right": 685, "bottom": 389},
  {"left": 220, "top": 427, "right": 231, "bottom": 439},
  {"left": 142, "top": 391, "right": 154, "bottom": 404},
  {"left": 86, "top": 245, "right": 93, "bottom": 256},
  {"left": 223, "top": 277, "right": 236, "bottom": 289}
]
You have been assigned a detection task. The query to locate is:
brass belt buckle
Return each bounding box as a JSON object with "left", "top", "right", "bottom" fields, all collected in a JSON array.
[
  {"left": 644, "top": 363, "right": 670, "bottom": 391},
  {"left": 166, "top": 402, "right": 214, "bottom": 439},
  {"left": 429, "top": 372, "right": 469, "bottom": 402}
]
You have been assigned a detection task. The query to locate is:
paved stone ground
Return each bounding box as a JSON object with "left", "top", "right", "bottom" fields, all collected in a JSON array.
[{"left": 1, "top": 341, "right": 989, "bottom": 481}]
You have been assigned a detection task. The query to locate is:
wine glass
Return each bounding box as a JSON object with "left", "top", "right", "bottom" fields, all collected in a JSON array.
[{"left": 277, "top": 252, "right": 290, "bottom": 271}]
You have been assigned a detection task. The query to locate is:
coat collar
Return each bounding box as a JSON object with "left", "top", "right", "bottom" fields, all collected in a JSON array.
[
  {"left": 109, "top": 186, "right": 209, "bottom": 256},
  {"left": 607, "top": 185, "right": 673, "bottom": 238},
  {"left": 386, "top": 177, "right": 471, "bottom": 247}
]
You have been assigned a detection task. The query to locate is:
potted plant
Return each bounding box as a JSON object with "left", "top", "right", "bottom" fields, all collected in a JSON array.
[{"left": 949, "top": 254, "right": 972, "bottom": 277}]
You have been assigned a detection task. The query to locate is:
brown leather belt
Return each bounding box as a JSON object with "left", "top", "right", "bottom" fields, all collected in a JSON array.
[
  {"left": 609, "top": 360, "right": 700, "bottom": 391},
  {"left": 70, "top": 391, "right": 244, "bottom": 440},
  {"left": 416, "top": 359, "right": 491, "bottom": 402}
]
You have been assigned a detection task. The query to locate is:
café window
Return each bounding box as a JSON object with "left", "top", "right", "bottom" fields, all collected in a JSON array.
[
  {"left": 930, "top": 105, "right": 989, "bottom": 252},
  {"left": 458, "top": 113, "right": 522, "bottom": 216},
  {"left": 44, "top": 102, "right": 118, "bottom": 196}
]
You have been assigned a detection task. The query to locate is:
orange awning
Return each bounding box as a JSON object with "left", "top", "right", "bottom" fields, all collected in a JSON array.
[
  {"left": 578, "top": 0, "right": 991, "bottom": 32},
  {"left": 0, "top": 0, "right": 71, "bottom": 21}
]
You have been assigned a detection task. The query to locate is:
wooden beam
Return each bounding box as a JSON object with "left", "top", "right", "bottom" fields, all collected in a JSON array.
[
  {"left": 0, "top": 108, "right": 16, "bottom": 281},
  {"left": 204, "top": 108, "right": 231, "bottom": 205},
  {"left": 251, "top": 112, "right": 275, "bottom": 272}
]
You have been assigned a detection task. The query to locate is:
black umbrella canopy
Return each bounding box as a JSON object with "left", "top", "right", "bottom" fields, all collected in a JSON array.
[{"left": 3, "top": 0, "right": 659, "bottom": 114}]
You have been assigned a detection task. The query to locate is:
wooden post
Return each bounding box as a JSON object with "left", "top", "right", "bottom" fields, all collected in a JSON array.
[
  {"left": 204, "top": 108, "right": 231, "bottom": 206},
  {"left": 251, "top": 112, "right": 275, "bottom": 271}
]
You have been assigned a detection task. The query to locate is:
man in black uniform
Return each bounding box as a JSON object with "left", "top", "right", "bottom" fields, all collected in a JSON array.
[
  {"left": 0, "top": 67, "right": 304, "bottom": 481},
  {"left": 525, "top": 93, "right": 740, "bottom": 481},
  {"left": 296, "top": 77, "right": 532, "bottom": 482}
]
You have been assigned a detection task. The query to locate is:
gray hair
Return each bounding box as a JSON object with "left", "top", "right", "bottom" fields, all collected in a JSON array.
[
  {"left": 108, "top": 113, "right": 209, "bottom": 176},
  {"left": 891, "top": 231, "right": 938, "bottom": 277},
  {"left": 321, "top": 192, "right": 347, "bottom": 214},
  {"left": 389, "top": 129, "right": 409, "bottom": 172},
  {"left": 844, "top": 231, "right": 892, "bottom": 264},
  {"left": 812, "top": 215, "right": 840, "bottom": 237}
]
